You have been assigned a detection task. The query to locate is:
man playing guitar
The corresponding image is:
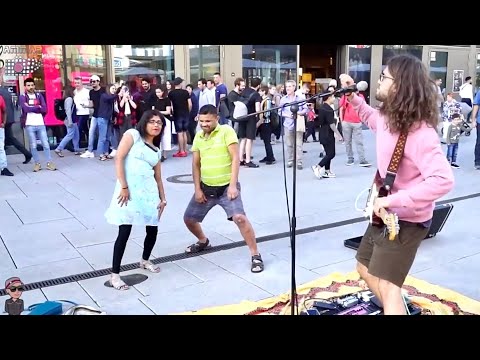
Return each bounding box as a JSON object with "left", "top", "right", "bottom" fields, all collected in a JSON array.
[{"left": 341, "top": 55, "right": 454, "bottom": 315}]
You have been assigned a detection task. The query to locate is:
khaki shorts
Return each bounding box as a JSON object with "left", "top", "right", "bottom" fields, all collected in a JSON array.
[{"left": 356, "top": 222, "right": 429, "bottom": 288}]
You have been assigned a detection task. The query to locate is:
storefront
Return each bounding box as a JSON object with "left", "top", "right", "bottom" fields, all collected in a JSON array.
[
  {"left": 2, "top": 44, "right": 478, "bottom": 153},
  {"left": 1, "top": 45, "right": 108, "bottom": 153}
]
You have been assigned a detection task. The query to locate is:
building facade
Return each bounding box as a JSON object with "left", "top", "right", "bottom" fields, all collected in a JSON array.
[{"left": 1, "top": 44, "right": 479, "bottom": 150}]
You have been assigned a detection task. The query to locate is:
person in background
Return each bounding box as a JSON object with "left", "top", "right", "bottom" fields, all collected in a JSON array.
[{"left": 54, "top": 85, "right": 81, "bottom": 157}]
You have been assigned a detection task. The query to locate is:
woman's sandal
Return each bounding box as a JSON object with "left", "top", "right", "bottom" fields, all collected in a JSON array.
[
  {"left": 185, "top": 239, "right": 211, "bottom": 253},
  {"left": 140, "top": 260, "right": 160, "bottom": 273},
  {"left": 251, "top": 254, "right": 264, "bottom": 273},
  {"left": 110, "top": 277, "right": 129, "bottom": 291},
  {"left": 99, "top": 155, "right": 108, "bottom": 161}
]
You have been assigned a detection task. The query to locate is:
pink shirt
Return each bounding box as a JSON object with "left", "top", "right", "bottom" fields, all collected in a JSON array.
[{"left": 350, "top": 94, "right": 454, "bottom": 223}]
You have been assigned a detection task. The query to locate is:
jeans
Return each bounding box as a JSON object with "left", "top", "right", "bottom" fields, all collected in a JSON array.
[
  {"left": 56, "top": 123, "right": 80, "bottom": 152},
  {"left": 475, "top": 125, "right": 480, "bottom": 166},
  {"left": 26, "top": 125, "right": 52, "bottom": 163},
  {"left": 447, "top": 143, "right": 459, "bottom": 163},
  {"left": 0, "top": 128, "right": 7, "bottom": 170},
  {"left": 96, "top": 117, "right": 109, "bottom": 155},
  {"left": 342, "top": 121, "right": 366, "bottom": 162},
  {"left": 87, "top": 116, "right": 98, "bottom": 152}
]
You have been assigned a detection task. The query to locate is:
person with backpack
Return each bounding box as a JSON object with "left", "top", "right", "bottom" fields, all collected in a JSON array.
[
  {"left": 257, "top": 85, "right": 276, "bottom": 164},
  {"left": 54, "top": 85, "right": 80, "bottom": 157}
]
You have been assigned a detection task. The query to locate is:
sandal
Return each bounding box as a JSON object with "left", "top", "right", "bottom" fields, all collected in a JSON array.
[
  {"left": 140, "top": 260, "right": 160, "bottom": 273},
  {"left": 99, "top": 155, "right": 108, "bottom": 161},
  {"left": 251, "top": 254, "right": 264, "bottom": 273},
  {"left": 54, "top": 150, "right": 64, "bottom": 157},
  {"left": 185, "top": 239, "right": 211, "bottom": 253},
  {"left": 109, "top": 276, "right": 129, "bottom": 291}
]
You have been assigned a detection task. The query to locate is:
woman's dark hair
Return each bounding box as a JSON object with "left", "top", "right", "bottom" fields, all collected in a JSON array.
[
  {"left": 63, "top": 85, "right": 75, "bottom": 99},
  {"left": 379, "top": 54, "right": 439, "bottom": 134},
  {"left": 136, "top": 109, "right": 165, "bottom": 141},
  {"left": 155, "top": 84, "right": 168, "bottom": 98}
]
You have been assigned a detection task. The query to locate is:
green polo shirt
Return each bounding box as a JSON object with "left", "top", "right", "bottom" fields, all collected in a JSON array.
[{"left": 191, "top": 124, "right": 238, "bottom": 187}]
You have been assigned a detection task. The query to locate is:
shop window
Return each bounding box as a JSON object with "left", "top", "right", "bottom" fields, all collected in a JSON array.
[
  {"left": 189, "top": 45, "right": 220, "bottom": 85},
  {"left": 242, "top": 45, "right": 297, "bottom": 87},
  {"left": 382, "top": 45, "right": 423, "bottom": 69},
  {"left": 113, "top": 45, "right": 174, "bottom": 87},
  {"left": 65, "top": 45, "right": 107, "bottom": 85},
  {"left": 429, "top": 51, "right": 448, "bottom": 93}
]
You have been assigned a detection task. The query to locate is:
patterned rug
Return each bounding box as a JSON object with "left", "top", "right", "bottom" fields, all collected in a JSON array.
[{"left": 176, "top": 272, "right": 480, "bottom": 315}]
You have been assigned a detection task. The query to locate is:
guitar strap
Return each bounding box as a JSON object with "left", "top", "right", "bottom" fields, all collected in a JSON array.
[{"left": 382, "top": 132, "right": 408, "bottom": 192}]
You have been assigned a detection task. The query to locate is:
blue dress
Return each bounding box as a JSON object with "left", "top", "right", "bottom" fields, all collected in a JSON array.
[{"left": 105, "top": 129, "right": 162, "bottom": 226}]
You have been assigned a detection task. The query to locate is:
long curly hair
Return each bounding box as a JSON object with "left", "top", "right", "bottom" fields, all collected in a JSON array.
[{"left": 379, "top": 54, "right": 439, "bottom": 134}]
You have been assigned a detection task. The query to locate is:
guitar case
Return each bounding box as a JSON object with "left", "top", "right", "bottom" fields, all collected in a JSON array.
[{"left": 343, "top": 203, "right": 454, "bottom": 250}]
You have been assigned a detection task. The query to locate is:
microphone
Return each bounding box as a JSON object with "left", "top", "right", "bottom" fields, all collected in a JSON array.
[{"left": 335, "top": 81, "right": 368, "bottom": 95}]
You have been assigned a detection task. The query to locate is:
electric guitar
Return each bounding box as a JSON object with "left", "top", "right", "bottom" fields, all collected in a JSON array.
[{"left": 364, "top": 172, "right": 400, "bottom": 241}]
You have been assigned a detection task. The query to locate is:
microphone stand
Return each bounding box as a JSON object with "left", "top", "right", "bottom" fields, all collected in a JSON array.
[{"left": 235, "top": 87, "right": 342, "bottom": 315}]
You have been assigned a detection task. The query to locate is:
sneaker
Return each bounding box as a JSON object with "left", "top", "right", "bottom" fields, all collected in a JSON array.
[
  {"left": 23, "top": 155, "right": 32, "bottom": 164},
  {"left": 346, "top": 159, "right": 354, "bottom": 166},
  {"left": 259, "top": 157, "right": 268, "bottom": 163},
  {"left": 109, "top": 149, "right": 117, "bottom": 157},
  {"left": 266, "top": 159, "right": 276, "bottom": 165},
  {"left": 80, "top": 150, "right": 94, "bottom": 158},
  {"left": 1, "top": 168, "right": 14, "bottom": 176},
  {"left": 244, "top": 161, "right": 259, "bottom": 168},
  {"left": 172, "top": 151, "right": 183, "bottom": 158},
  {"left": 297, "top": 162, "right": 303, "bottom": 170},
  {"left": 475, "top": 165, "right": 480, "bottom": 170},
  {"left": 33, "top": 163, "right": 41, "bottom": 172},
  {"left": 451, "top": 163, "right": 460, "bottom": 169},
  {"left": 322, "top": 170, "right": 336, "bottom": 178},
  {"left": 287, "top": 161, "right": 293, "bottom": 168},
  {"left": 359, "top": 160, "right": 371, "bottom": 167},
  {"left": 46, "top": 162, "right": 57, "bottom": 171},
  {"left": 311, "top": 165, "right": 323, "bottom": 179}
]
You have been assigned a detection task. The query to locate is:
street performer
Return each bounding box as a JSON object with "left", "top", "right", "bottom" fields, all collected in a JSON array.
[{"left": 340, "top": 54, "right": 454, "bottom": 315}]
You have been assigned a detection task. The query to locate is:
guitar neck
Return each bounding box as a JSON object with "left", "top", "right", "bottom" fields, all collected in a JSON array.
[{"left": 378, "top": 208, "right": 390, "bottom": 222}]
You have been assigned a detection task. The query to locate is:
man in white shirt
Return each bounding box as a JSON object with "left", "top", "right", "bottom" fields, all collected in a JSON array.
[
  {"left": 19, "top": 78, "right": 56, "bottom": 172},
  {"left": 459, "top": 76, "right": 473, "bottom": 122},
  {"left": 73, "top": 77, "right": 91, "bottom": 153}
]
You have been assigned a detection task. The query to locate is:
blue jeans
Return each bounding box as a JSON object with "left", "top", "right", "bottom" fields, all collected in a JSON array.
[
  {"left": 87, "top": 116, "right": 98, "bottom": 152},
  {"left": 26, "top": 125, "right": 51, "bottom": 163},
  {"left": 56, "top": 123, "right": 80, "bottom": 152},
  {"left": 447, "top": 143, "right": 458, "bottom": 163},
  {"left": 475, "top": 125, "right": 480, "bottom": 166},
  {"left": 96, "top": 117, "right": 109, "bottom": 155},
  {"left": 0, "top": 128, "right": 7, "bottom": 170}
]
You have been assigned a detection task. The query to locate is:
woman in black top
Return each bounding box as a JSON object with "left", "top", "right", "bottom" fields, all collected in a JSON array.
[
  {"left": 311, "top": 93, "right": 343, "bottom": 179},
  {"left": 152, "top": 84, "right": 172, "bottom": 161}
]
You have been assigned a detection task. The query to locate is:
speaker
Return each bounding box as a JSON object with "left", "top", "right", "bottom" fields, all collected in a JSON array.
[{"left": 343, "top": 203, "right": 454, "bottom": 250}]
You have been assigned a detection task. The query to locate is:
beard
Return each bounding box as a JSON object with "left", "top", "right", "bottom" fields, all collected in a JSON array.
[{"left": 375, "top": 88, "right": 387, "bottom": 102}]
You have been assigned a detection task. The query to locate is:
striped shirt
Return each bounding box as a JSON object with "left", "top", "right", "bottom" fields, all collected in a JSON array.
[{"left": 191, "top": 124, "right": 238, "bottom": 186}]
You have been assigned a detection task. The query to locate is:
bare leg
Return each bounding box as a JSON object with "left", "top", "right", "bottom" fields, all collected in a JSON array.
[
  {"left": 184, "top": 218, "right": 208, "bottom": 243},
  {"left": 245, "top": 139, "right": 253, "bottom": 163},
  {"left": 239, "top": 138, "right": 246, "bottom": 162},
  {"left": 232, "top": 214, "right": 258, "bottom": 256}
]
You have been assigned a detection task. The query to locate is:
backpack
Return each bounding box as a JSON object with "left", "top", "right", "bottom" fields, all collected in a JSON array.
[
  {"left": 232, "top": 91, "right": 256, "bottom": 121},
  {"left": 54, "top": 98, "right": 75, "bottom": 121}
]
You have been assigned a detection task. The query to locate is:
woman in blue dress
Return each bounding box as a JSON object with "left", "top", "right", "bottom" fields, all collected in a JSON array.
[{"left": 105, "top": 109, "right": 167, "bottom": 290}]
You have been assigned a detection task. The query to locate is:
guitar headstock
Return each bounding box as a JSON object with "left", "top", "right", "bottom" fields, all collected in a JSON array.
[{"left": 380, "top": 209, "right": 400, "bottom": 241}]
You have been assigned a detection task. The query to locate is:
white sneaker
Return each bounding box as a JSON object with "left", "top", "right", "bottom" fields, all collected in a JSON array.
[
  {"left": 311, "top": 165, "right": 324, "bottom": 179},
  {"left": 109, "top": 149, "right": 117, "bottom": 157},
  {"left": 322, "top": 170, "right": 336, "bottom": 178},
  {"left": 80, "top": 150, "right": 94, "bottom": 158}
]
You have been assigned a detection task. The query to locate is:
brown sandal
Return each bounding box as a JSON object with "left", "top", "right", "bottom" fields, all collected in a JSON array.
[{"left": 185, "top": 239, "right": 211, "bottom": 253}]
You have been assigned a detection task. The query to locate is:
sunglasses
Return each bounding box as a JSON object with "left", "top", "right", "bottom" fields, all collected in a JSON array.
[{"left": 8, "top": 286, "right": 24, "bottom": 292}]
